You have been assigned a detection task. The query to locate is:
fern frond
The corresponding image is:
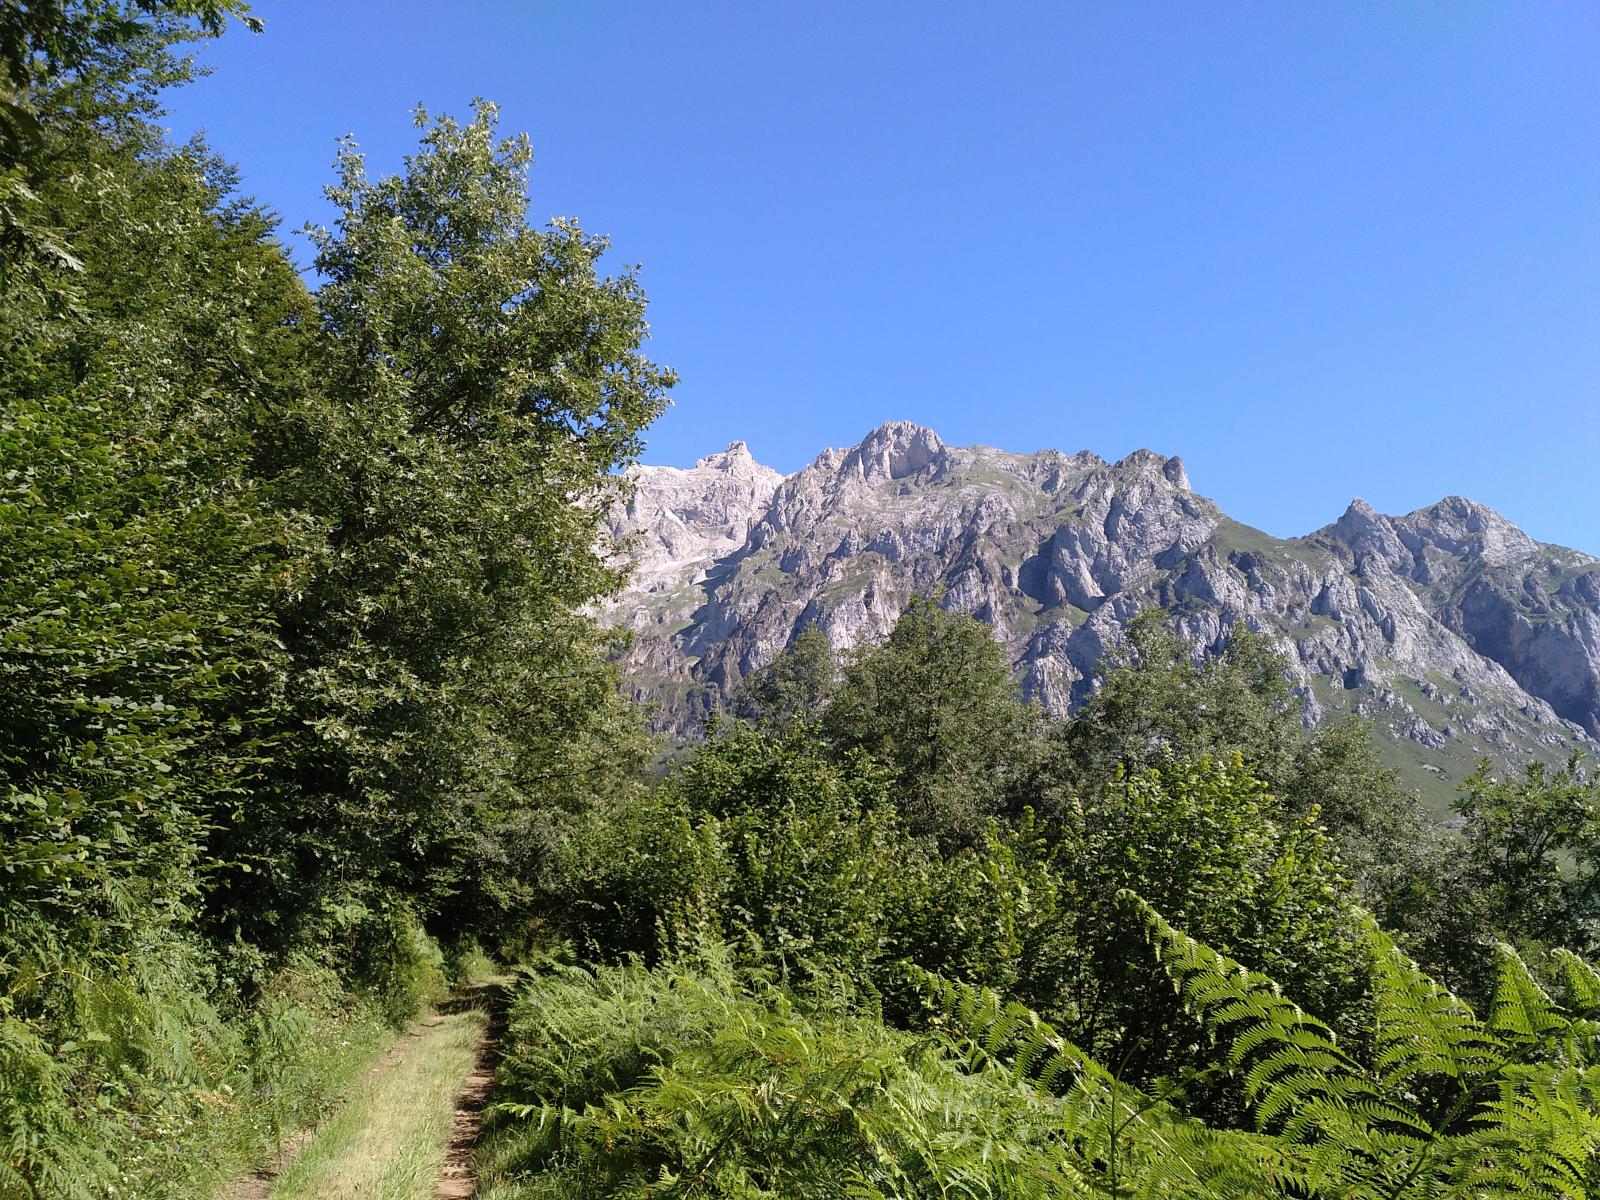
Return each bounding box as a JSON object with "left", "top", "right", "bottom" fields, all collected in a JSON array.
[
  {"left": 1118, "top": 892, "right": 1373, "bottom": 1118},
  {"left": 1458, "top": 1064, "right": 1600, "bottom": 1198},
  {"left": 1490, "top": 942, "right": 1566, "bottom": 1051},
  {"left": 1554, "top": 949, "right": 1600, "bottom": 1014},
  {"left": 920, "top": 966, "right": 1282, "bottom": 1198},
  {"left": 1367, "top": 924, "right": 1502, "bottom": 1093}
]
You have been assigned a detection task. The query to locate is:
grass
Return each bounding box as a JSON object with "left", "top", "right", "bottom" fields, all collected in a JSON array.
[
  {"left": 93, "top": 1010, "right": 394, "bottom": 1200},
  {"left": 266, "top": 1007, "right": 488, "bottom": 1200},
  {"left": 178, "top": 1008, "right": 393, "bottom": 1198},
  {"left": 1206, "top": 515, "right": 1335, "bottom": 570},
  {"left": 6, "top": 944, "right": 402, "bottom": 1200}
]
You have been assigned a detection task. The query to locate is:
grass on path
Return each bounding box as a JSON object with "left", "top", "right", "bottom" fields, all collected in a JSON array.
[{"left": 265, "top": 1005, "right": 488, "bottom": 1200}]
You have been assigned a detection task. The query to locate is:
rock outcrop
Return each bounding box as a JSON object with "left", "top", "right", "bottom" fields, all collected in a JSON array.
[{"left": 603, "top": 422, "right": 1600, "bottom": 795}]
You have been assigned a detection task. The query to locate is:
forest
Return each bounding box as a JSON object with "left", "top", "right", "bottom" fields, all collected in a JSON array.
[{"left": 4, "top": 5, "right": 1600, "bottom": 1198}]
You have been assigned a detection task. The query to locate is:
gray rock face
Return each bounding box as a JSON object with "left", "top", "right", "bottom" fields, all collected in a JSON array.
[{"left": 602, "top": 422, "right": 1600, "bottom": 790}]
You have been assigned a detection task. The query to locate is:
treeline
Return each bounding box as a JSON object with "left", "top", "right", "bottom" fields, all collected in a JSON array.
[{"left": 1, "top": 6, "right": 664, "bottom": 1196}]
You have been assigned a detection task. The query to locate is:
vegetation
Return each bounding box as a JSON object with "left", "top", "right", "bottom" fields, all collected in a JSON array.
[
  {"left": 4, "top": 5, "right": 1600, "bottom": 1197},
  {"left": 0, "top": 5, "right": 659, "bottom": 1196},
  {"left": 478, "top": 909, "right": 1600, "bottom": 1198},
  {"left": 268, "top": 1006, "right": 488, "bottom": 1200}
]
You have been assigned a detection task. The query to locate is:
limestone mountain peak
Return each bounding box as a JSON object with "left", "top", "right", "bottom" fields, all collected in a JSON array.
[
  {"left": 694, "top": 439, "right": 772, "bottom": 476},
  {"left": 1111, "top": 448, "right": 1190, "bottom": 491},
  {"left": 841, "top": 421, "right": 947, "bottom": 481}
]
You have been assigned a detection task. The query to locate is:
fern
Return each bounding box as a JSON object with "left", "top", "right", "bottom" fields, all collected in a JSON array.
[
  {"left": 481, "top": 919, "right": 1600, "bottom": 1198},
  {"left": 1121, "top": 889, "right": 1600, "bottom": 1198},
  {"left": 484, "top": 955, "right": 1284, "bottom": 1198},
  {"left": 1554, "top": 949, "right": 1600, "bottom": 1012},
  {"left": 1369, "top": 929, "right": 1499, "bottom": 1094},
  {"left": 915, "top": 968, "right": 1281, "bottom": 1198},
  {"left": 1488, "top": 943, "right": 1566, "bottom": 1051}
]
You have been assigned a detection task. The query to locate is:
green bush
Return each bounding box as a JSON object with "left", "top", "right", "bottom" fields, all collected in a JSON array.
[
  {"left": 551, "top": 728, "right": 1364, "bottom": 1098},
  {"left": 540, "top": 788, "right": 725, "bottom": 962},
  {"left": 318, "top": 899, "right": 449, "bottom": 1026},
  {"left": 898, "top": 813, "right": 1077, "bottom": 1017},
  {"left": 444, "top": 940, "right": 501, "bottom": 989}
]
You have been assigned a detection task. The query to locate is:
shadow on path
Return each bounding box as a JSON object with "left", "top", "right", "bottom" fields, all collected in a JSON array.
[{"left": 433, "top": 976, "right": 514, "bottom": 1199}]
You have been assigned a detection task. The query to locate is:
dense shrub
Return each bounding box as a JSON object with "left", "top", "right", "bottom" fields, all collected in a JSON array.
[
  {"left": 540, "top": 788, "right": 724, "bottom": 962},
  {"left": 480, "top": 917, "right": 1600, "bottom": 1199}
]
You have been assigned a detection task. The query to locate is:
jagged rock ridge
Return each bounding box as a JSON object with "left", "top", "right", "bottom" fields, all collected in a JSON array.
[{"left": 602, "top": 422, "right": 1600, "bottom": 797}]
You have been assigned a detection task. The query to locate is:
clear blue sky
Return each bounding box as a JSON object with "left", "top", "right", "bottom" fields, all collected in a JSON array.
[{"left": 164, "top": 2, "right": 1600, "bottom": 551}]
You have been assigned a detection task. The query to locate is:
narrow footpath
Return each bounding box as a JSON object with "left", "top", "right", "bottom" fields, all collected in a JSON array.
[
  {"left": 433, "top": 980, "right": 511, "bottom": 1199},
  {"left": 221, "top": 978, "right": 512, "bottom": 1200}
]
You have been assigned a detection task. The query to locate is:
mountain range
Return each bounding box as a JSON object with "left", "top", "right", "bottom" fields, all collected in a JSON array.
[{"left": 601, "top": 421, "right": 1600, "bottom": 806}]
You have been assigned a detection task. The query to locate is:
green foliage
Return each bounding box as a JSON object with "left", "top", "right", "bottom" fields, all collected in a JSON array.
[
  {"left": 0, "top": 926, "right": 392, "bottom": 1200},
  {"left": 676, "top": 725, "right": 917, "bottom": 981},
  {"left": 1456, "top": 756, "right": 1600, "bottom": 955},
  {"left": 903, "top": 813, "right": 1078, "bottom": 1017},
  {"left": 733, "top": 624, "right": 838, "bottom": 730},
  {"left": 922, "top": 971, "right": 1281, "bottom": 1198},
  {"left": 0, "top": 50, "right": 309, "bottom": 936},
  {"left": 0, "top": 12, "right": 672, "bottom": 1192},
  {"left": 554, "top": 724, "right": 1365, "bottom": 1098},
  {"left": 318, "top": 898, "right": 450, "bottom": 1026},
  {"left": 0, "top": 1, "right": 258, "bottom": 307},
  {"left": 1061, "top": 611, "right": 1298, "bottom": 791},
  {"left": 484, "top": 918, "right": 1600, "bottom": 1200},
  {"left": 1049, "top": 757, "right": 1365, "bottom": 1091},
  {"left": 443, "top": 940, "right": 500, "bottom": 989},
  {"left": 541, "top": 787, "right": 724, "bottom": 963},
  {"left": 481, "top": 955, "right": 1277, "bottom": 1200},
  {"left": 0, "top": 1, "right": 255, "bottom": 97},
  {"left": 1055, "top": 608, "right": 1428, "bottom": 906},
  {"left": 249, "top": 98, "right": 668, "bottom": 947},
  {"left": 1129, "top": 891, "right": 1600, "bottom": 1197},
  {"left": 823, "top": 595, "right": 1041, "bottom": 846},
  {"left": 543, "top": 726, "right": 916, "bottom": 981},
  {"left": 1285, "top": 714, "right": 1426, "bottom": 888}
]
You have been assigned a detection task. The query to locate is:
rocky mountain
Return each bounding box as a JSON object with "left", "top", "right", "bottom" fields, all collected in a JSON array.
[{"left": 602, "top": 422, "right": 1600, "bottom": 805}]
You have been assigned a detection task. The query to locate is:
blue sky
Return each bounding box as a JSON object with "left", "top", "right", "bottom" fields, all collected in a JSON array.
[{"left": 164, "top": 2, "right": 1599, "bottom": 551}]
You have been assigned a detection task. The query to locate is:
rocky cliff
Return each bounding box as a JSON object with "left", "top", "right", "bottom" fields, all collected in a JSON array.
[{"left": 603, "top": 422, "right": 1600, "bottom": 800}]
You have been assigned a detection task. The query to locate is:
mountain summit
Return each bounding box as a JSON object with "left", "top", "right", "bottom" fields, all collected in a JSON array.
[{"left": 604, "top": 425, "right": 1600, "bottom": 797}]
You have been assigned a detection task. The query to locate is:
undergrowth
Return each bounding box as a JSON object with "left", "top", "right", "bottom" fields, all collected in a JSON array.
[
  {"left": 474, "top": 953, "right": 1263, "bottom": 1200},
  {"left": 0, "top": 906, "right": 448, "bottom": 1200},
  {"left": 478, "top": 928, "right": 1600, "bottom": 1199}
]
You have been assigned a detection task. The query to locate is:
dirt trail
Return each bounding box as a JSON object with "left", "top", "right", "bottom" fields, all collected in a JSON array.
[
  {"left": 432, "top": 978, "right": 512, "bottom": 1199},
  {"left": 222, "top": 1015, "right": 447, "bottom": 1200},
  {"left": 220, "top": 980, "right": 509, "bottom": 1200}
]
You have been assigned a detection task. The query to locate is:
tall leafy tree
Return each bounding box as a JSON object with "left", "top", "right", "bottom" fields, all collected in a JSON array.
[
  {"left": 0, "top": 1, "right": 258, "bottom": 306},
  {"left": 0, "top": 9, "right": 310, "bottom": 948},
  {"left": 1457, "top": 757, "right": 1600, "bottom": 955},
  {"left": 246, "top": 101, "right": 673, "bottom": 945},
  {"left": 1060, "top": 610, "right": 1300, "bottom": 790},
  {"left": 1050, "top": 757, "right": 1364, "bottom": 1100},
  {"left": 733, "top": 624, "right": 838, "bottom": 731},
  {"left": 823, "top": 595, "right": 1040, "bottom": 846}
]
